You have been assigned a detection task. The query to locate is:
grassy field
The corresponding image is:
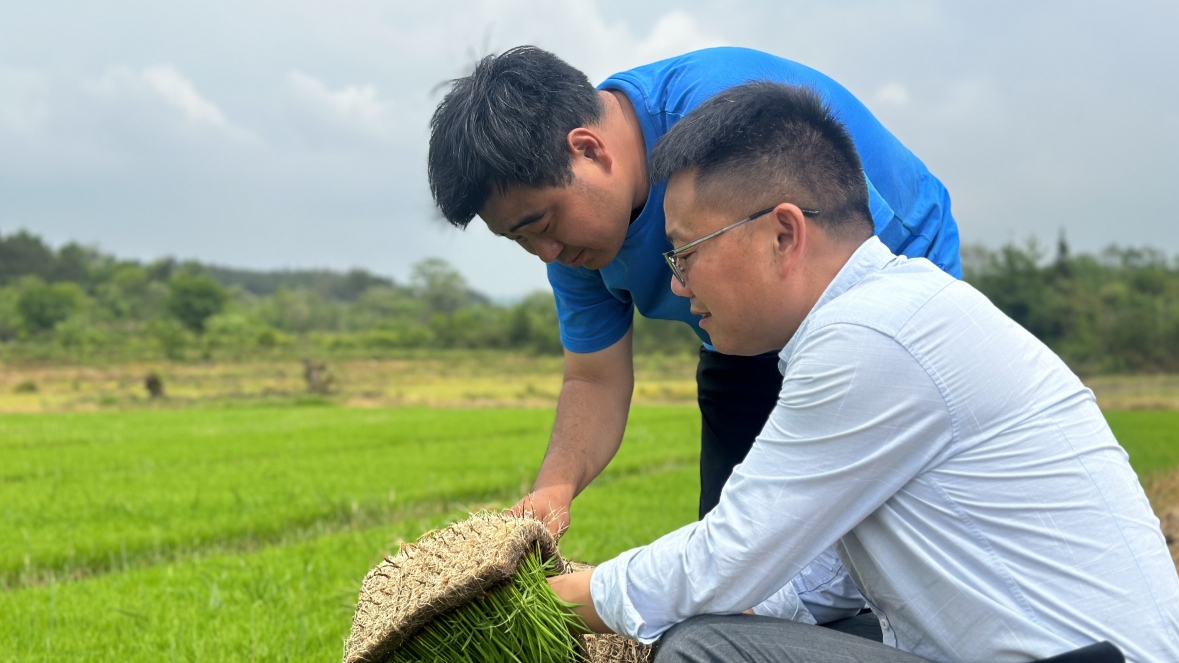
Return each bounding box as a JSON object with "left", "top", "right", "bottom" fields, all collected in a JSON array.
[
  {"left": 0, "top": 405, "right": 702, "bottom": 661},
  {"left": 0, "top": 353, "right": 699, "bottom": 414},
  {"left": 2, "top": 404, "right": 1176, "bottom": 662},
  {"left": 4, "top": 353, "right": 1178, "bottom": 414}
]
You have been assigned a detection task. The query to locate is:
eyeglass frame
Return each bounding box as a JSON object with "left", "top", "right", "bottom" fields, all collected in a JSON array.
[{"left": 663, "top": 205, "right": 820, "bottom": 286}]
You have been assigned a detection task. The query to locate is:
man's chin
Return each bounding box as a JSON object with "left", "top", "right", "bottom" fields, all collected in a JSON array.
[
  {"left": 582, "top": 251, "right": 613, "bottom": 271},
  {"left": 584, "top": 243, "right": 626, "bottom": 270},
  {"left": 709, "top": 331, "right": 777, "bottom": 357}
]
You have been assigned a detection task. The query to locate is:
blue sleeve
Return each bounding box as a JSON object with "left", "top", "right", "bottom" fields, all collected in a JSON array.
[{"left": 547, "top": 262, "right": 634, "bottom": 354}]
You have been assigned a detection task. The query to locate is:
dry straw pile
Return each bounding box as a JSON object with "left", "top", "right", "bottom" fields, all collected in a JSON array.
[{"left": 344, "top": 512, "right": 650, "bottom": 663}]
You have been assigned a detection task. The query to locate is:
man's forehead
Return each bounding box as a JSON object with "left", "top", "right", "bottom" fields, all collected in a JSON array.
[
  {"left": 663, "top": 172, "right": 700, "bottom": 244},
  {"left": 664, "top": 214, "right": 692, "bottom": 245},
  {"left": 481, "top": 187, "right": 548, "bottom": 233}
]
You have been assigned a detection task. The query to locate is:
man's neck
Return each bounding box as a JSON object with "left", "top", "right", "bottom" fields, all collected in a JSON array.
[
  {"left": 772, "top": 241, "right": 861, "bottom": 350},
  {"left": 601, "top": 90, "right": 650, "bottom": 215}
]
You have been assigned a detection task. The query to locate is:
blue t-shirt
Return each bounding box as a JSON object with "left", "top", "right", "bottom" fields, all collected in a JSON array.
[{"left": 549, "top": 47, "right": 962, "bottom": 353}]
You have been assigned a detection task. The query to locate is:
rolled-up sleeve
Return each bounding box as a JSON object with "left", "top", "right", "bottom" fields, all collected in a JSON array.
[
  {"left": 591, "top": 323, "right": 954, "bottom": 642},
  {"left": 548, "top": 262, "right": 634, "bottom": 354}
]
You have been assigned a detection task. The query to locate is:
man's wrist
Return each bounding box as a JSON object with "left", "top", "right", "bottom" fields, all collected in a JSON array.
[
  {"left": 530, "top": 479, "right": 578, "bottom": 502},
  {"left": 549, "top": 569, "right": 612, "bottom": 634}
]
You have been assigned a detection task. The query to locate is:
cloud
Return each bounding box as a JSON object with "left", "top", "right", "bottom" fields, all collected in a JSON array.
[
  {"left": 635, "top": 10, "right": 728, "bottom": 64},
  {"left": 141, "top": 66, "right": 229, "bottom": 128},
  {"left": 1, "top": 0, "right": 1175, "bottom": 297},
  {"left": 85, "top": 65, "right": 256, "bottom": 143},
  {"left": 456, "top": 0, "right": 727, "bottom": 84},
  {"left": 286, "top": 71, "right": 400, "bottom": 142}
]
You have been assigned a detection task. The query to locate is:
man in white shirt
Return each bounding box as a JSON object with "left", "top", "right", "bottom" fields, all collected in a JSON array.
[{"left": 547, "top": 81, "right": 1179, "bottom": 662}]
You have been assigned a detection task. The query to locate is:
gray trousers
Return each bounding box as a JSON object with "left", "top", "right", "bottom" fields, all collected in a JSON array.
[
  {"left": 651, "top": 614, "right": 1125, "bottom": 663},
  {"left": 652, "top": 614, "right": 929, "bottom": 663}
]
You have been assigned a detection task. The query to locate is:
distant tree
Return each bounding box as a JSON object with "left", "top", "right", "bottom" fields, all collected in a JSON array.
[
  {"left": 505, "top": 292, "right": 563, "bottom": 354},
  {"left": 197, "top": 264, "right": 393, "bottom": 300},
  {"left": 633, "top": 314, "right": 703, "bottom": 355},
  {"left": 351, "top": 286, "right": 422, "bottom": 328},
  {"left": 0, "top": 230, "right": 56, "bottom": 285},
  {"left": 97, "top": 264, "right": 151, "bottom": 319},
  {"left": 411, "top": 258, "right": 473, "bottom": 315},
  {"left": 330, "top": 269, "right": 394, "bottom": 301},
  {"left": 0, "top": 285, "right": 22, "bottom": 341},
  {"left": 54, "top": 315, "right": 107, "bottom": 352},
  {"left": 148, "top": 318, "right": 190, "bottom": 360},
  {"left": 111, "top": 263, "right": 149, "bottom": 292},
  {"left": 146, "top": 258, "right": 178, "bottom": 283},
  {"left": 51, "top": 242, "right": 100, "bottom": 285},
  {"left": 165, "top": 273, "right": 228, "bottom": 333},
  {"left": 16, "top": 278, "right": 86, "bottom": 333},
  {"left": 964, "top": 240, "right": 1179, "bottom": 373}
]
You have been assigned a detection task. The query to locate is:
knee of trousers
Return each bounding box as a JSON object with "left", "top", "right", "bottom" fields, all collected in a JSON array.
[{"left": 653, "top": 615, "right": 740, "bottom": 663}]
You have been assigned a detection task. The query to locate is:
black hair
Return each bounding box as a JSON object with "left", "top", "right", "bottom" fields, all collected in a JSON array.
[
  {"left": 649, "top": 82, "right": 874, "bottom": 242},
  {"left": 427, "top": 46, "right": 603, "bottom": 228}
]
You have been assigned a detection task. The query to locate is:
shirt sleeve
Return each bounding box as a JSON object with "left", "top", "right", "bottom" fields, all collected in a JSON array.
[
  {"left": 750, "top": 581, "right": 816, "bottom": 624},
  {"left": 590, "top": 322, "right": 954, "bottom": 642},
  {"left": 790, "top": 547, "right": 867, "bottom": 624},
  {"left": 547, "top": 262, "right": 634, "bottom": 354}
]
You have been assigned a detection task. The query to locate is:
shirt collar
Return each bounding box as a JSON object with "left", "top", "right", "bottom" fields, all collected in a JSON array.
[{"left": 779, "top": 236, "right": 897, "bottom": 371}]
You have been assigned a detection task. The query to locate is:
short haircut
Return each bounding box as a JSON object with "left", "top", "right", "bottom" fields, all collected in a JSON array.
[
  {"left": 649, "top": 82, "right": 874, "bottom": 243},
  {"left": 428, "top": 46, "right": 603, "bottom": 228}
]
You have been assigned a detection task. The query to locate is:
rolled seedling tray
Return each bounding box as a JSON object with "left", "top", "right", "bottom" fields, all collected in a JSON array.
[{"left": 343, "top": 511, "right": 649, "bottom": 663}]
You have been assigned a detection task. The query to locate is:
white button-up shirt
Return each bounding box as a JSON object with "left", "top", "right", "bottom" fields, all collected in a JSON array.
[{"left": 592, "top": 237, "right": 1179, "bottom": 662}]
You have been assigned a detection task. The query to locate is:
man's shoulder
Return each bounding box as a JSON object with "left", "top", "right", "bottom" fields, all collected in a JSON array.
[
  {"left": 809, "top": 257, "right": 961, "bottom": 340},
  {"left": 612, "top": 47, "right": 799, "bottom": 80},
  {"left": 602, "top": 48, "right": 820, "bottom": 116}
]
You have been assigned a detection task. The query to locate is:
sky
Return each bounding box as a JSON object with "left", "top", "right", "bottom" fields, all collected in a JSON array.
[{"left": 0, "top": 1, "right": 1176, "bottom": 297}]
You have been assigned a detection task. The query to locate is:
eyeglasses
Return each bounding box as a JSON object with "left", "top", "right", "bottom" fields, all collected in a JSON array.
[{"left": 663, "top": 205, "right": 820, "bottom": 286}]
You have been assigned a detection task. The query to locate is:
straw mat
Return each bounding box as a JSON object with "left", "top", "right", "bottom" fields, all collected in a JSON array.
[{"left": 343, "top": 512, "right": 650, "bottom": 663}]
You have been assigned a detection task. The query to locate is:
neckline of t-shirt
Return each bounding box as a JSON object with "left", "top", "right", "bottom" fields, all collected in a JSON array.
[{"left": 598, "top": 75, "right": 660, "bottom": 241}]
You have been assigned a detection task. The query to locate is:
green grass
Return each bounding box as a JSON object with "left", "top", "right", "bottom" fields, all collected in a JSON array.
[
  {"left": 1, "top": 406, "right": 1175, "bottom": 662},
  {"left": 1107, "top": 410, "right": 1179, "bottom": 475},
  {"left": 0, "top": 406, "right": 699, "bottom": 588},
  {"left": 1, "top": 513, "right": 438, "bottom": 662}
]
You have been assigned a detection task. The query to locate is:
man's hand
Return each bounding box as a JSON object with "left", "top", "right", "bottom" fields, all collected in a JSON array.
[
  {"left": 547, "top": 569, "right": 614, "bottom": 634},
  {"left": 510, "top": 329, "right": 635, "bottom": 541},
  {"left": 510, "top": 484, "right": 574, "bottom": 539}
]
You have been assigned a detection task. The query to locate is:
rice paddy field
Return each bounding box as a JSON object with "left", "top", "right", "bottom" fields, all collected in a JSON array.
[{"left": 1, "top": 355, "right": 1177, "bottom": 662}]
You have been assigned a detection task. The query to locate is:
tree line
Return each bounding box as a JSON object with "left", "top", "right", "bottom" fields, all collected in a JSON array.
[
  {"left": 1, "top": 229, "right": 1176, "bottom": 371},
  {"left": 0, "top": 229, "right": 700, "bottom": 362},
  {"left": 964, "top": 236, "right": 1179, "bottom": 373}
]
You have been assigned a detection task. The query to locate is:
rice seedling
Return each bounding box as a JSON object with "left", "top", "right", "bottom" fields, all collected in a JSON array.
[
  {"left": 392, "top": 547, "right": 587, "bottom": 663},
  {"left": 345, "top": 513, "right": 648, "bottom": 663}
]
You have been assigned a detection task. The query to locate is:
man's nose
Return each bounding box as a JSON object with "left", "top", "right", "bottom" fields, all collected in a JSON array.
[
  {"left": 670, "top": 273, "right": 693, "bottom": 298},
  {"left": 530, "top": 236, "right": 565, "bottom": 264}
]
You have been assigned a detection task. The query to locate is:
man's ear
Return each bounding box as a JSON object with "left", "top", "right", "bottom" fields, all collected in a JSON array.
[
  {"left": 567, "top": 128, "right": 612, "bottom": 171},
  {"left": 773, "top": 203, "right": 807, "bottom": 276}
]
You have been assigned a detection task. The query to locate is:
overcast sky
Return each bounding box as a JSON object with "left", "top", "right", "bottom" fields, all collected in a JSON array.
[{"left": 1, "top": 1, "right": 1176, "bottom": 296}]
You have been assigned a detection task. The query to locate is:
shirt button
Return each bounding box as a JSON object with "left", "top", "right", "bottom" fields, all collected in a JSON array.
[{"left": 880, "top": 618, "right": 890, "bottom": 631}]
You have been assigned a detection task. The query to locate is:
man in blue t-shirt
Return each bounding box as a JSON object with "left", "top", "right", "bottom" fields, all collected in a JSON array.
[{"left": 427, "top": 46, "right": 960, "bottom": 550}]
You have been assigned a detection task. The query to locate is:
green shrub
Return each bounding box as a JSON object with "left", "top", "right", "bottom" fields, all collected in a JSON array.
[
  {"left": 16, "top": 278, "right": 86, "bottom": 333},
  {"left": 148, "top": 318, "right": 191, "bottom": 360},
  {"left": 165, "top": 273, "right": 228, "bottom": 333}
]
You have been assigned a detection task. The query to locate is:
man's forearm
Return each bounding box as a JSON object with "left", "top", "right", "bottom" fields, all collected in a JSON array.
[
  {"left": 532, "top": 372, "right": 633, "bottom": 497},
  {"left": 548, "top": 570, "right": 613, "bottom": 634}
]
